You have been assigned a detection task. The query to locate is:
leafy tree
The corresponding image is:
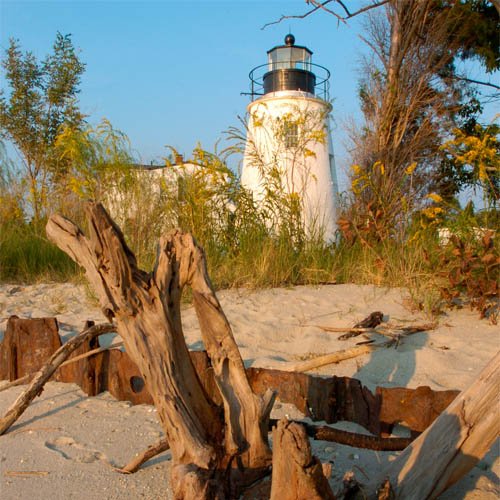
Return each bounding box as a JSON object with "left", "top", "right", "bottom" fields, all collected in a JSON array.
[
  {"left": 450, "top": 0, "right": 500, "bottom": 73},
  {"left": 0, "top": 32, "right": 85, "bottom": 222},
  {"left": 345, "top": 0, "right": 498, "bottom": 237}
]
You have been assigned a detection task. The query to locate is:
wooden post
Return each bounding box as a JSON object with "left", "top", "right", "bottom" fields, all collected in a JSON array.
[{"left": 270, "top": 419, "right": 335, "bottom": 500}]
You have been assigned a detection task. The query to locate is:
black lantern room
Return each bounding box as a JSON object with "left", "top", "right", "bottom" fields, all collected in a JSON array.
[
  {"left": 247, "top": 35, "right": 330, "bottom": 100},
  {"left": 264, "top": 34, "right": 315, "bottom": 94}
]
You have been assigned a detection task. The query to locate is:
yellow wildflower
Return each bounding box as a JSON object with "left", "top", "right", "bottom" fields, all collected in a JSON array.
[
  {"left": 426, "top": 193, "right": 443, "bottom": 204},
  {"left": 405, "top": 162, "right": 417, "bottom": 175}
]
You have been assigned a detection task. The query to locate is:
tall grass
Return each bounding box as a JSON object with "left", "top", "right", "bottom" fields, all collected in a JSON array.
[
  {"left": 0, "top": 222, "right": 78, "bottom": 282},
  {"left": 1, "top": 135, "right": 497, "bottom": 324}
]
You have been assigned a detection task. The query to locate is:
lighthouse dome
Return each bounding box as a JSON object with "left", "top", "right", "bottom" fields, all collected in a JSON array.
[
  {"left": 247, "top": 35, "right": 330, "bottom": 101},
  {"left": 284, "top": 33, "right": 295, "bottom": 46}
]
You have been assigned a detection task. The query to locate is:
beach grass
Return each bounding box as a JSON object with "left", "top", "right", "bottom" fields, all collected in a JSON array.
[
  {"left": 1, "top": 168, "right": 497, "bottom": 324},
  {"left": 0, "top": 222, "right": 78, "bottom": 282}
]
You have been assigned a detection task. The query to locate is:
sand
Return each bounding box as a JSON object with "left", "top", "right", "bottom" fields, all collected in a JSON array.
[{"left": 0, "top": 283, "right": 498, "bottom": 499}]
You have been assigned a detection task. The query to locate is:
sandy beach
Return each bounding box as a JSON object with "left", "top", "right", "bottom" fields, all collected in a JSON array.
[{"left": 0, "top": 283, "right": 498, "bottom": 499}]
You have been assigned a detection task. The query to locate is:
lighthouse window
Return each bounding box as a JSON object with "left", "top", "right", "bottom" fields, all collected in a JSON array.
[
  {"left": 284, "top": 121, "right": 299, "bottom": 148},
  {"left": 268, "top": 47, "right": 312, "bottom": 71}
]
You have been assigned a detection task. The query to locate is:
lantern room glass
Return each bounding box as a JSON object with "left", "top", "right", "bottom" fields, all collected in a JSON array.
[{"left": 267, "top": 47, "right": 312, "bottom": 72}]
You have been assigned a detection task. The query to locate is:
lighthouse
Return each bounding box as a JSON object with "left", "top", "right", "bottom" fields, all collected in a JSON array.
[{"left": 241, "top": 34, "right": 339, "bottom": 242}]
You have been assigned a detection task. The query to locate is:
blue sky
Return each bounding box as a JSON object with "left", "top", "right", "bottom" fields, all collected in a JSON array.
[
  {"left": 0, "top": 1, "right": 497, "bottom": 193},
  {"left": 0, "top": 0, "right": 370, "bottom": 187}
]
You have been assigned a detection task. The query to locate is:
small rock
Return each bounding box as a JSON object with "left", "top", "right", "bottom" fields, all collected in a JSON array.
[{"left": 324, "top": 446, "right": 335, "bottom": 453}]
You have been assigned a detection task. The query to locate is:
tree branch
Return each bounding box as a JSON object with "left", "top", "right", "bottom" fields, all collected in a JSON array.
[
  {"left": 262, "top": 0, "right": 390, "bottom": 30},
  {"left": 452, "top": 75, "right": 500, "bottom": 91}
]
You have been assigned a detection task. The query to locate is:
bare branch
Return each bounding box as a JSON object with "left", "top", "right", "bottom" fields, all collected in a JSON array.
[
  {"left": 261, "top": 1, "right": 336, "bottom": 29},
  {"left": 262, "top": 0, "right": 391, "bottom": 30},
  {"left": 452, "top": 75, "right": 500, "bottom": 92},
  {"left": 334, "top": 0, "right": 391, "bottom": 18}
]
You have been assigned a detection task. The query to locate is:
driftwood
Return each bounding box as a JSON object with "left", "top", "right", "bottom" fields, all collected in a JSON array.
[
  {"left": 32, "top": 202, "right": 496, "bottom": 499},
  {"left": 368, "top": 350, "right": 500, "bottom": 499},
  {"left": 308, "top": 322, "right": 435, "bottom": 339},
  {"left": 338, "top": 311, "right": 384, "bottom": 339},
  {"left": 0, "top": 374, "right": 31, "bottom": 392},
  {"left": 270, "top": 419, "right": 335, "bottom": 500},
  {"left": 286, "top": 322, "right": 436, "bottom": 373},
  {"left": 119, "top": 418, "right": 414, "bottom": 476},
  {"left": 284, "top": 344, "right": 376, "bottom": 372},
  {"left": 303, "top": 422, "right": 412, "bottom": 451},
  {"left": 0, "top": 323, "right": 115, "bottom": 435},
  {"left": 46, "top": 203, "right": 274, "bottom": 499},
  {"left": 118, "top": 437, "right": 170, "bottom": 474}
]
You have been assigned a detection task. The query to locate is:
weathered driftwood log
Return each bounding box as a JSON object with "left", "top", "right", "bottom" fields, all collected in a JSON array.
[
  {"left": 43, "top": 202, "right": 497, "bottom": 499},
  {"left": 46, "top": 203, "right": 274, "bottom": 499},
  {"left": 0, "top": 374, "right": 31, "bottom": 392},
  {"left": 0, "top": 323, "right": 115, "bottom": 435},
  {"left": 283, "top": 344, "right": 376, "bottom": 372},
  {"left": 368, "top": 350, "right": 500, "bottom": 499},
  {"left": 118, "top": 437, "right": 170, "bottom": 474},
  {"left": 270, "top": 419, "right": 335, "bottom": 500},
  {"left": 119, "top": 419, "right": 414, "bottom": 476},
  {"left": 302, "top": 422, "right": 412, "bottom": 451}
]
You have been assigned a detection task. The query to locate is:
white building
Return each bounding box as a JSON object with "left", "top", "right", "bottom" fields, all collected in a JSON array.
[{"left": 241, "top": 34, "right": 339, "bottom": 242}]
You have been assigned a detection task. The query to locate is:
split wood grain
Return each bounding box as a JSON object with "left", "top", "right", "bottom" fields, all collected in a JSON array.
[{"left": 369, "top": 350, "right": 500, "bottom": 499}]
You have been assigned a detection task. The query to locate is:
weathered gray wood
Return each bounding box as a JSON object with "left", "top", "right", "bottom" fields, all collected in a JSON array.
[
  {"left": 156, "top": 232, "right": 275, "bottom": 469},
  {"left": 270, "top": 419, "right": 335, "bottom": 500},
  {"left": 46, "top": 202, "right": 273, "bottom": 499},
  {"left": 284, "top": 344, "right": 376, "bottom": 372},
  {"left": 0, "top": 323, "right": 115, "bottom": 435},
  {"left": 368, "top": 350, "right": 500, "bottom": 499}
]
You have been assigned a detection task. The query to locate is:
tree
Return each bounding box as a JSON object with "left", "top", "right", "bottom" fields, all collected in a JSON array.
[
  {"left": 0, "top": 32, "right": 85, "bottom": 223},
  {"left": 266, "top": 2, "right": 498, "bottom": 236},
  {"left": 345, "top": 1, "right": 499, "bottom": 237}
]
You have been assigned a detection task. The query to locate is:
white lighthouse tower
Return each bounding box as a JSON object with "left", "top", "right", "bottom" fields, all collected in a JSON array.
[{"left": 241, "top": 34, "right": 339, "bottom": 242}]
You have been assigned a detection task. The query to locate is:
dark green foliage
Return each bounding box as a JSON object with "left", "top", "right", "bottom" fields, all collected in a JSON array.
[{"left": 450, "top": 0, "right": 499, "bottom": 73}]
